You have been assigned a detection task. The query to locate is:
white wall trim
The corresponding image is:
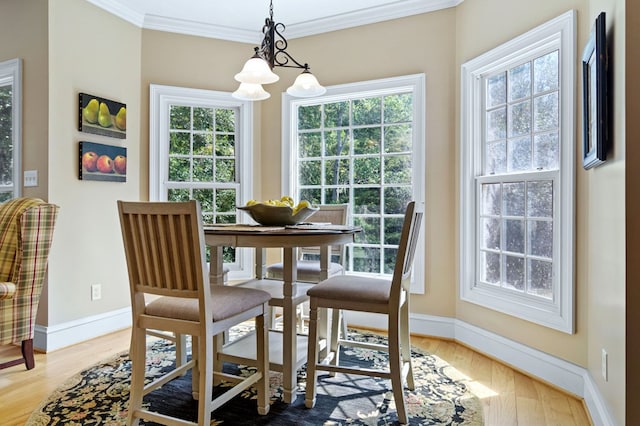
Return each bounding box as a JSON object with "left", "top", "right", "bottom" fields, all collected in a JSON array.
[
  {"left": 34, "top": 307, "right": 131, "bottom": 352},
  {"left": 346, "top": 311, "right": 614, "bottom": 425}
]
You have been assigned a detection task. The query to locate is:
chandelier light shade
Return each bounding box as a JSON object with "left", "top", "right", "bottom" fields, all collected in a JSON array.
[{"left": 232, "top": 0, "right": 326, "bottom": 101}]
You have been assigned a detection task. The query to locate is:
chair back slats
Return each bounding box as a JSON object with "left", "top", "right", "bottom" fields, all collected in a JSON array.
[
  {"left": 118, "top": 201, "right": 205, "bottom": 298},
  {"left": 391, "top": 202, "right": 423, "bottom": 294}
]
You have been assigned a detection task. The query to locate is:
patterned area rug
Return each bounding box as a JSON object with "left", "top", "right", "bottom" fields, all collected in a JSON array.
[{"left": 26, "top": 328, "right": 483, "bottom": 425}]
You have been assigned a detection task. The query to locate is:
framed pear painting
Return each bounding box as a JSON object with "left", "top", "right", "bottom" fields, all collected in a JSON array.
[{"left": 78, "top": 93, "right": 126, "bottom": 139}]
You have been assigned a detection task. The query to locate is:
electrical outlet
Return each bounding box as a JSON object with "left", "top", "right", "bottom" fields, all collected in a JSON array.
[
  {"left": 91, "top": 283, "right": 102, "bottom": 301},
  {"left": 24, "top": 170, "right": 38, "bottom": 187},
  {"left": 601, "top": 349, "right": 608, "bottom": 381}
]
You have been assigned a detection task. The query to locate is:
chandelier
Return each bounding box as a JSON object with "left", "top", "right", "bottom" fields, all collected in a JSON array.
[{"left": 232, "top": 0, "right": 326, "bottom": 101}]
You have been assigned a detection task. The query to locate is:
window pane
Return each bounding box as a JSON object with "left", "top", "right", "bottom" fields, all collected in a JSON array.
[
  {"left": 483, "top": 218, "right": 501, "bottom": 250},
  {"left": 528, "top": 259, "right": 553, "bottom": 298},
  {"left": 384, "top": 93, "right": 412, "bottom": 123},
  {"left": 300, "top": 160, "right": 321, "bottom": 185},
  {"left": 384, "top": 124, "right": 412, "bottom": 153},
  {"left": 168, "top": 188, "right": 190, "bottom": 201},
  {"left": 354, "top": 157, "right": 381, "bottom": 184},
  {"left": 193, "top": 133, "right": 213, "bottom": 155},
  {"left": 384, "top": 187, "right": 412, "bottom": 214},
  {"left": 533, "top": 132, "right": 559, "bottom": 170},
  {"left": 527, "top": 181, "right": 553, "bottom": 217},
  {"left": 193, "top": 189, "right": 214, "bottom": 213},
  {"left": 298, "top": 105, "right": 321, "bottom": 129},
  {"left": 170, "top": 105, "right": 190, "bottom": 130},
  {"left": 384, "top": 217, "right": 404, "bottom": 245},
  {"left": 215, "top": 134, "right": 235, "bottom": 156},
  {"left": 384, "top": 247, "right": 397, "bottom": 274},
  {"left": 215, "top": 189, "right": 236, "bottom": 212},
  {"left": 508, "top": 101, "right": 531, "bottom": 137},
  {"left": 534, "top": 51, "right": 559, "bottom": 94},
  {"left": 300, "top": 188, "right": 321, "bottom": 204},
  {"left": 170, "top": 132, "right": 190, "bottom": 155},
  {"left": 384, "top": 155, "right": 412, "bottom": 184},
  {"left": 169, "top": 157, "right": 190, "bottom": 181},
  {"left": 508, "top": 62, "right": 531, "bottom": 101},
  {"left": 193, "top": 158, "right": 213, "bottom": 181},
  {"left": 528, "top": 220, "right": 553, "bottom": 258},
  {"left": 324, "top": 101, "right": 349, "bottom": 127},
  {"left": 508, "top": 136, "right": 532, "bottom": 172},
  {"left": 505, "top": 219, "right": 525, "bottom": 253},
  {"left": 355, "top": 217, "right": 380, "bottom": 244},
  {"left": 486, "top": 107, "right": 506, "bottom": 141},
  {"left": 325, "top": 159, "right": 349, "bottom": 185},
  {"left": 300, "top": 132, "right": 322, "bottom": 157},
  {"left": 193, "top": 107, "right": 213, "bottom": 131},
  {"left": 353, "top": 246, "right": 380, "bottom": 273},
  {"left": 0, "top": 85, "right": 13, "bottom": 190},
  {"left": 486, "top": 141, "right": 507, "bottom": 174},
  {"left": 505, "top": 255, "right": 525, "bottom": 290},
  {"left": 486, "top": 73, "right": 506, "bottom": 108},
  {"left": 325, "top": 130, "right": 350, "bottom": 156},
  {"left": 534, "top": 92, "right": 559, "bottom": 132},
  {"left": 353, "top": 127, "right": 381, "bottom": 155},
  {"left": 482, "top": 183, "right": 501, "bottom": 216},
  {"left": 503, "top": 182, "right": 525, "bottom": 216},
  {"left": 354, "top": 187, "right": 380, "bottom": 214},
  {"left": 215, "top": 159, "right": 235, "bottom": 182},
  {"left": 323, "top": 187, "right": 349, "bottom": 204},
  {"left": 215, "top": 109, "right": 235, "bottom": 132},
  {"left": 353, "top": 97, "right": 382, "bottom": 125},
  {"left": 481, "top": 251, "right": 501, "bottom": 284}
]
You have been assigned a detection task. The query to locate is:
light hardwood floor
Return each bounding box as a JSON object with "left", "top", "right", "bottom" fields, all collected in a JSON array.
[{"left": 0, "top": 328, "right": 592, "bottom": 425}]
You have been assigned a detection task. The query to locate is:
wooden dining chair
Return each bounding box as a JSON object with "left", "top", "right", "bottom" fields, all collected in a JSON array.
[
  {"left": 305, "top": 201, "right": 422, "bottom": 424},
  {"left": 265, "top": 204, "right": 349, "bottom": 332},
  {"left": 118, "top": 200, "right": 271, "bottom": 426}
]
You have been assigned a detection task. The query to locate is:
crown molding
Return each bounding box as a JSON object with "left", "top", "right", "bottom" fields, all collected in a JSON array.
[{"left": 86, "top": 0, "right": 462, "bottom": 44}]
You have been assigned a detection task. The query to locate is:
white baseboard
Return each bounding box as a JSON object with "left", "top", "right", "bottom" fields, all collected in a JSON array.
[
  {"left": 34, "top": 307, "right": 132, "bottom": 352},
  {"left": 346, "top": 311, "right": 614, "bottom": 426}
]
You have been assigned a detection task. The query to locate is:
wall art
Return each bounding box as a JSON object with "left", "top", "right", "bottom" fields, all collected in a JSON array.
[
  {"left": 79, "top": 93, "right": 126, "bottom": 139},
  {"left": 79, "top": 141, "right": 127, "bottom": 182}
]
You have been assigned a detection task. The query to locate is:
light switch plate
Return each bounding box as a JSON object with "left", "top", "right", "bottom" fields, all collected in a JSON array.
[{"left": 24, "top": 170, "right": 38, "bottom": 187}]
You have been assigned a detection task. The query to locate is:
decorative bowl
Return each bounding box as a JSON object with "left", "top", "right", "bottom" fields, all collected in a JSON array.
[{"left": 237, "top": 203, "right": 319, "bottom": 226}]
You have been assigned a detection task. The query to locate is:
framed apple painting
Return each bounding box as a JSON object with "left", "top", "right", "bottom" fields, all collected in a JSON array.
[
  {"left": 79, "top": 141, "right": 127, "bottom": 182},
  {"left": 79, "top": 93, "right": 126, "bottom": 139}
]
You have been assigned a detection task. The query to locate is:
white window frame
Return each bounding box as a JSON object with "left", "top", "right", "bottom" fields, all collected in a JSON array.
[
  {"left": 282, "top": 74, "right": 426, "bottom": 293},
  {"left": 0, "top": 58, "right": 22, "bottom": 199},
  {"left": 149, "top": 84, "right": 255, "bottom": 280},
  {"left": 460, "top": 11, "right": 576, "bottom": 333}
]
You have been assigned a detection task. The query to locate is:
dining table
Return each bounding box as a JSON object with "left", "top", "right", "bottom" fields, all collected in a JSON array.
[{"left": 203, "top": 223, "right": 361, "bottom": 403}]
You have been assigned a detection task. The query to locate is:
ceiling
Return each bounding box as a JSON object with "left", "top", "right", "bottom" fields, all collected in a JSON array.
[{"left": 86, "top": 0, "right": 461, "bottom": 44}]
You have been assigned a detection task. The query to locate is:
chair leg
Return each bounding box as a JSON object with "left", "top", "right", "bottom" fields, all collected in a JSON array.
[
  {"left": 22, "top": 339, "right": 35, "bottom": 370},
  {"left": 400, "top": 301, "right": 415, "bottom": 390},
  {"left": 388, "top": 320, "right": 408, "bottom": 424},
  {"left": 196, "top": 332, "right": 213, "bottom": 426},
  {"left": 330, "top": 308, "right": 341, "bottom": 370},
  {"left": 305, "top": 300, "right": 319, "bottom": 409},
  {"left": 127, "top": 327, "right": 147, "bottom": 426},
  {"left": 192, "top": 336, "right": 201, "bottom": 398},
  {"left": 255, "top": 310, "right": 270, "bottom": 415}
]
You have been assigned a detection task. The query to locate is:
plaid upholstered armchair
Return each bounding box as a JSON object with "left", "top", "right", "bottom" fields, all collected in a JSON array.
[{"left": 0, "top": 197, "right": 59, "bottom": 370}]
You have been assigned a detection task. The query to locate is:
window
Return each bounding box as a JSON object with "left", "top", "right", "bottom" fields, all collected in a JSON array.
[
  {"left": 460, "top": 11, "right": 575, "bottom": 333},
  {"left": 149, "top": 84, "right": 254, "bottom": 279},
  {"left": 0, "top": 59, "right": 22, "bottom": 202},
  {"left": 283, "top": 75, "right": 425, "bottom": 291}
]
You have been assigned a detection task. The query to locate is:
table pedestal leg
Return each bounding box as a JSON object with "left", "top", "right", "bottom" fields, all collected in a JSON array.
[{"left": 282, "top": 247, "right": 297, "bottom": 403}]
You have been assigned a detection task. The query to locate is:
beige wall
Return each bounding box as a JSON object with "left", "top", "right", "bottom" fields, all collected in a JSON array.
[
  {"left": 45, "top": 0, "right": 142, "bottom": 325},
  {"left": 585, "top": 0, "right": 625, "bottom": 423},
  {"left": 0, "top": 0, "right": 49, "bottom": 201},
  {"left": 625, "top": 0, "right": 639, "bottom": 420}
]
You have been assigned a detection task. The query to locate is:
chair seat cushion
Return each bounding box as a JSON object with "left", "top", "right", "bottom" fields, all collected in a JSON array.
[
  {"left": 266, "top": 260, "right": 344, "bottom": 283},
  {"left": 307, "top": 275, "right": 391, "bottom": 304},
  {"left": 146, "top": 285, "right": 271, "bottom": 322},
  {"left": 0, "top": 282, "right": 16, "bottom": 300}
]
